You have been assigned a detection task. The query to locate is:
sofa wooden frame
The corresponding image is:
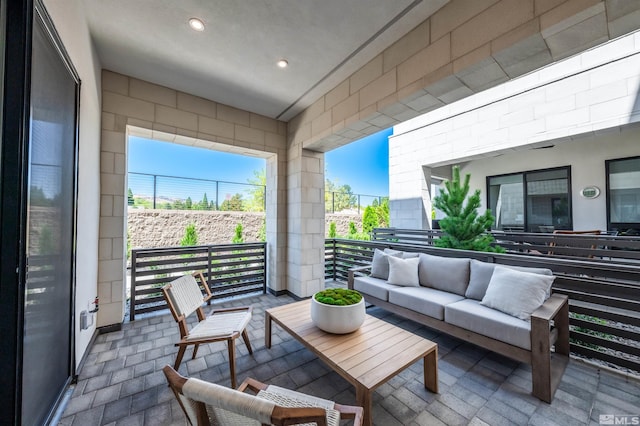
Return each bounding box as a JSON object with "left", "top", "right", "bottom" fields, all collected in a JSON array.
[{"left": 348, "top": 264, "right": 570, "bottom": 403}]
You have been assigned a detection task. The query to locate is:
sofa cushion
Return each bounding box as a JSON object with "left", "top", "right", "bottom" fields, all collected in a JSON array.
[
  {"left": 370, "top": 248, "right": 403, "bottom": 280},
  {"left": 480, "top": 267, "right": 555, "bottom": 321},
  {"left": 389, "top": 287, "right": 464, "bottom": 320},
  {"left": 417, "top": 253, "right": 470, "bottom": 296},
  {"left": 387, "top": 256, "right": 420, "bottom": 286},
  {"left": 465, "top": 259, "right": 553, "bottom": 301},
  {"left": 353, "top": 276, "right": 398, "bottom": 301},
  {"left": 445, "top": 299, "right": 532, "bottom": 350}
]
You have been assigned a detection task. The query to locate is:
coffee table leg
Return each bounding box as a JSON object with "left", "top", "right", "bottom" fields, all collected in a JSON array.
[
  {"left": 355, "top": 386, "right": 372, "bottom": 426},
  {"left": 424, "top": 347, "right": 438, "bottom": 393},
  {"left": 265, "top": 311, "right": 272, "bottom": 349}
]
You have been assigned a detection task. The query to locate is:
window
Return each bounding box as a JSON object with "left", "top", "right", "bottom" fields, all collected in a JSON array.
[
  {"left": 487, "top": 166, "right": 571, "bottom": 232},
  {"left": 606, "top": 156, "right": 640, "bottom": 234}
]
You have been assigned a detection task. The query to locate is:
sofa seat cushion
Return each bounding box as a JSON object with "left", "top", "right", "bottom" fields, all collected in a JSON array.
[
  {"left": 418, "top": 253, "right": 470, "bottom": 296},
  {"left": 445, "top": 299, "right": 531, "bottom": 350},
  {"left": 353, "top": 276, "right": 398, "bottom": 301},
  {"left": 388, "top": 287, "right": 464, "bottom": 320}
]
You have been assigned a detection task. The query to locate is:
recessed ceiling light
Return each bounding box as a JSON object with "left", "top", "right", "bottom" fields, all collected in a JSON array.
[
  {"left": 189, "top": 18, "right": 205, "bottom": 32},
  {"left": 277, "top": 59, "right": 288, "bottom": 68}
]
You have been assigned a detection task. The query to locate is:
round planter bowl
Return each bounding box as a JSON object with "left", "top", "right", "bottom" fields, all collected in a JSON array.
[{"left": 310, "top": 293, "right": 366, "bottom": 334}]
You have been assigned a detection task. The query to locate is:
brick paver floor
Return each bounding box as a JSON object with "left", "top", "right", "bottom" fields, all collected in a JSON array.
[{"left": 58, "top": 291, "right": 640, "bottom": 425}]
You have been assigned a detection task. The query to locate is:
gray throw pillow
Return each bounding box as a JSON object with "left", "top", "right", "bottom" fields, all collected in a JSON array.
[
  {"left": 465, "top": 259, "right": 553, "bottom": 301},
  {"left": 387, "top": 256, "right": 420, "bottom": 286},
  {"left": 480, "top": 266, "right": 555, "bottom": 321},
  {"left": 370, "top": 248, "right": 403, "bottom": 280},
  {"left": 417, "top": 253, "right": 470, "bottom": 296}
]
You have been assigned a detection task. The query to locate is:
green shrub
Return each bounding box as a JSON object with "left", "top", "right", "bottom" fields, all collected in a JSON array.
[
  {"left": 362, "top": 205, "right": 378, "bottom": 234},
  {"left": 232, "top": 223, "right": 244, "bottom": 244},
  {"left": 328, "top": 222, "right": 337, "bottom": 238},
  {"left": 180, "top": 223, "right": 198, "bottom": 247}
]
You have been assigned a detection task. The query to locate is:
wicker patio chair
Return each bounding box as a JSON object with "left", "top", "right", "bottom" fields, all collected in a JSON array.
[
  {"left": 162, "top": 272, "right": 253, "bottom": 388},
  {"left": 163, "top": 365, "right": 364, "bottom": 426}
]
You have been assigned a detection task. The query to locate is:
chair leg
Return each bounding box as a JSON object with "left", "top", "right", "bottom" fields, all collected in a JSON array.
[
  {"left": 174, "top": 345, "right": 187, "bottom": 370},
  {"left": 242, "top": 329, "right": 253, "bottom": 354},
  {"left": 192, "top": 344, "right": 199, "bottom": 360},
  {"left": 227, "top": 339, "right": 237, "bottom": 389}
]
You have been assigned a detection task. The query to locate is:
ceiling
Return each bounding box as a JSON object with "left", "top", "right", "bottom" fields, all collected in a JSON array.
[{"left": 81, "top": 0, "right": 448, "bottom": 121}]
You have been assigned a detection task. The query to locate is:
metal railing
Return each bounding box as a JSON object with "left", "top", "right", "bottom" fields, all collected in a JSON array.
[
  {"left": 325, "top": 192, "right": 388, "bottom": 214},
  {"left": 128, "top": 172, "right": 266, "bottom": 211},
  {"left": 324, "top": 236, "right": 640, "bottom": 375},
  {"left": 129, "top": 242, "right": 266, "bottom": 320}
]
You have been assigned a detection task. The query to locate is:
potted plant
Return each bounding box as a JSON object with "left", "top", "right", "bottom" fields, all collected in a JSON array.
[{"left": 310, "top": 288, "right": 365, "bottom": 334}]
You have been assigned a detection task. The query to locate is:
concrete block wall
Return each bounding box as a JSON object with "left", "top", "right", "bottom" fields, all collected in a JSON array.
[
  {"left": 100, "top": 71, "right": 287, "bottom": 327},
  {"left": 390, "top": 30, "right": 640, "bottom": 229},
  {"left": 289, "top": 0, "right": 640, "bottom": 156}
]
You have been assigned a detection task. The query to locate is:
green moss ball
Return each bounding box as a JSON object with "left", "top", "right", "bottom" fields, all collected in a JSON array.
[{"left": 314, "top": 288, "right": 362, "bottom": 306}]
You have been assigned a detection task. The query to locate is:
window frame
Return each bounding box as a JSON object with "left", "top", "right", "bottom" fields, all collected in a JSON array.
[
  {"left": 486, "top": 165, "right": 572, "bottom": 232},
  {"left": 605, "top": 155, "right": 640, "bottom": 233}
]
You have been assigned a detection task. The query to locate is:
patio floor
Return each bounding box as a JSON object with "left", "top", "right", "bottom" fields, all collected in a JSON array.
[{"left": 58, "top": 291, "right": 640, "bottom": 425}]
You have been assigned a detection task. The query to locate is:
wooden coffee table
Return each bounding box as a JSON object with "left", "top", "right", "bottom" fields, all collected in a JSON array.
[{"left": 265, "top": 299, "right": 438, "bottom": 426}]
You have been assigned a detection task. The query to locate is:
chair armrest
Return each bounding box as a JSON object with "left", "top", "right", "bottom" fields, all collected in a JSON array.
[
  {"left": 347, "top": 265, "right": 372, "bottom": 289},
  {"left": 531, "top": 293, "right": 568, "bottom": 322}
]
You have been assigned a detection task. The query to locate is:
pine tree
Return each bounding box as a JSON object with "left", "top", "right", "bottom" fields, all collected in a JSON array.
[
  {"left": 127, "top": 188, "right": 135, "bottom": 206},
  {"left": 199, "top": 193, "right": 209, "bottom": 210},
  {"left": 432, "top": 166, "right": 503, "bottom": 252},
  {"left": 362, "top": 205, "right": 378, "bottom": 234}
]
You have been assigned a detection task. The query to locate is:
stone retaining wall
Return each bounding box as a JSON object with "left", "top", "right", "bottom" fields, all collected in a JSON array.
[{"left": 127, "top": 209, "right": 362, "bottom": 249}]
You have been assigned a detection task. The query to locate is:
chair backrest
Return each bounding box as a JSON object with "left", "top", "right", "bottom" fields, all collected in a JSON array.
[
  {"left": 163, "top": 274, "right": 206, "bottom": 320},
  {"left": 163, "top": 365, "right": 328, "bottom": 426}
]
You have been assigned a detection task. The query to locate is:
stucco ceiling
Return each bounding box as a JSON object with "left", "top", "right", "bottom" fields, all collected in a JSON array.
[{"left": 82, "top": 0, "right": 448, "bottom": 121}]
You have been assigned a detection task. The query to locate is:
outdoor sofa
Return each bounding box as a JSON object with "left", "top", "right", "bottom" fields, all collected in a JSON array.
[{"left": 348, "top": 248, "right": 569, "bottom": 403}]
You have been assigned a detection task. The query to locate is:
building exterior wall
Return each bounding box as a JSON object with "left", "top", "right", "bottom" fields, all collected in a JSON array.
[
  {"left": 290, "top": 0, "right": 640, "bottom": 155},
  {"left": 286, "top": 0, "right": 640, "bottom": 283},
  {"left": 461, "top": 126, "right": 640, "bottom": 231},
  {"left": 390, "top": 31, "right": 640, "bottom": 230},
  {"left": 44, "top": 0, "right": 102, "bottom": 367}
]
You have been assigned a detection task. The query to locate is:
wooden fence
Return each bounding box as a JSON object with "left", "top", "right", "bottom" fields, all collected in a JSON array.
[
  {"left": 325, "top": 236, "right": 640, "bottom": 374},
  {"left": 130, "top": 242, "right": 266, "bottom": 320}
]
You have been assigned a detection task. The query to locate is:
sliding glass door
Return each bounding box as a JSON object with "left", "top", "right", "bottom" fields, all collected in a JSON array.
[
  {"left": 21, "top": 4, "right": 79, "bottom": 425},
  {"left": 488, "top": 166, "right": 572, "bottom": 232}
]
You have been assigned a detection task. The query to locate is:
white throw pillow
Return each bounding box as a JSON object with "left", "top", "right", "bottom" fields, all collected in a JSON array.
[
  {"left": 370, "top": 248, "right": 403, "bottom": 280},
  {"left": 480, "top": 266, "right": 555, "bottom": 321},
  {"left": 387, "top": 256, "right": 420, "bottom": 287}
]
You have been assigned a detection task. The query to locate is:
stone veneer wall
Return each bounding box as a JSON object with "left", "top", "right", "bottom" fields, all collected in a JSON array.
[{"left": 127, "top": 210, "right": 362, "bottom": 250}]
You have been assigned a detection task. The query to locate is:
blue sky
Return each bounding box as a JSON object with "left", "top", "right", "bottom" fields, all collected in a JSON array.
[{"left": 128, "top": 127, "right": 391, "bottom": 197}]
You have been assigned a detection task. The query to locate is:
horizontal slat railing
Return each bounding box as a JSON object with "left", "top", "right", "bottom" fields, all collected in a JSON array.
[
  {"left": 130, "top": 242, "right": 266, "bottom": 320},
  {"left": 325, "top": 236, "right": 640, "bottom": 375},
  {"left": 371, "top": 227, "right": 640, "bottom": 263}
]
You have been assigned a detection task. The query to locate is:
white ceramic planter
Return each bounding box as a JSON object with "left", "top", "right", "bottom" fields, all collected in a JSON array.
[{"left": 310, "top": 293, "right": 366, "bottom": 334}]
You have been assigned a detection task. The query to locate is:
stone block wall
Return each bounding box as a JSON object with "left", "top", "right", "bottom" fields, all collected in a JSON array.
[{"left": 127, "top": 209, "right": 362, "bottom": 250}]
